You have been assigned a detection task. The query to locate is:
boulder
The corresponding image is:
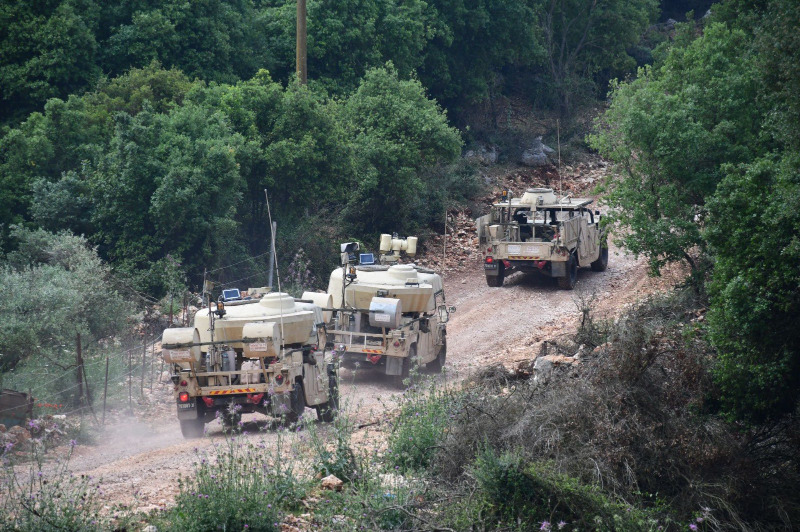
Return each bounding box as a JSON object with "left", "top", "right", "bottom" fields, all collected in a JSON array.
[
  {"left": 521, "top": 136, "right": 555, "bottom": 167},
  {"left": 464, "top": 143, "right": 499, "bottom": 165}
]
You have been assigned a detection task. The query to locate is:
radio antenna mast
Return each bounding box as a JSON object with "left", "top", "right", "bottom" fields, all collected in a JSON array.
[{"left": 264, "top": 189, "right": 285, "bottom": 339}]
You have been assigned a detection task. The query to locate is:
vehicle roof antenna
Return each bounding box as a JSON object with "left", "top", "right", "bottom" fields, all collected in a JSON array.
[{"left": 264, "top": 188, "right": 285, "bottom": 339}]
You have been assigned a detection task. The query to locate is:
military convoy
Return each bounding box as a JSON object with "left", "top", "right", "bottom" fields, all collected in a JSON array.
[
  {"left": 162, "top": 291, "right": 338, "bottom": 438},
  {"left": 161, "top": 233, "right": 453, "bottom": 436},
  {"left": 476, "top": 188, "right": 608, "bottom": 289},
  {"left": 325, "top": 235, "right": 454, "bottom": 387}
]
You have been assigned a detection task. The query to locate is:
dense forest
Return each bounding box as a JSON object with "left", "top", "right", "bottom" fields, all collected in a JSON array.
[{"left": 1, "top": 0, "right": 800, "bottom": 528}]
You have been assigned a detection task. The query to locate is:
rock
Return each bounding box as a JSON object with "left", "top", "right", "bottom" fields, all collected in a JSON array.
[
  {"left": 464, "top": 143, "right": 498, "bottom": 165},
  {"left": 160, "top": 371, "right": 173, "bottom": 384},
  {"left": 143, "top": 526, "right": 158, "bottom": 532},
  {"left": 321, "top": 474, "right": 344, "bottom": 491},
  {"left": 533, "top": 356, "right": 554, "bottom": 379},
  {"left": 8, "top": 426, "right": 30, "bottom": 444},
  {"left": 0, "top": 424, "right": 5, "bottom": 433},
  {"left": 521, "top": 136, "right": 555, "bottom": 167}
]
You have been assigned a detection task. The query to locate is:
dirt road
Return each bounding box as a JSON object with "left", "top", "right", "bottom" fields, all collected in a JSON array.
[{"left": 60, "top": 243, "right": 657, "bottom": 511}]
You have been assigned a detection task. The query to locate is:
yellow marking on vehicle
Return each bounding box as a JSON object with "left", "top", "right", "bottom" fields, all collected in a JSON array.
[
  {"left": 508, "top": 256, "right": 541, "bottom": 260},
  {"left": 362, "top": 349, "right": 384, "bottom": 354},
  {"left": 208, "top": 388, "right": 257, "bottom": 396}
]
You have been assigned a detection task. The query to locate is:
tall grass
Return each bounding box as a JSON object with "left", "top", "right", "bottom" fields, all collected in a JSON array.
[{"left": 1, "top": 441, "right": 129, "bottom": 531}]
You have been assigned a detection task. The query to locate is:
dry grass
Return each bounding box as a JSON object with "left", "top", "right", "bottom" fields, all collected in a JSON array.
[{"left": 432, "top": 289, "right": 800, "bottom": 530}]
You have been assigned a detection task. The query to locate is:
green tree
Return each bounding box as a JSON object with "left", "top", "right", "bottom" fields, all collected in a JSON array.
[
  {"left": 89, "top": 103, "right": 244, "bottom": 294},
  {"left": 258, "top": 0, "right": 432, "bottom": 93},
  {"left": 540, "top": 0, "right": 658, "bottom": 115},
  {"left": 706, "top": 154, "right": 800, "bottom": 423},
  {"left": 419, "top": 0, "right": 545, "bottom": 110},
  {"left": 342, "top": 65, "right": 462, "bottom": 236},
  {"left": 0, "top": 0, "right": 100, "bottom": 124},
  {"left": 589, "top": 22, "right": 762, "bottom": 275},
  {"left": 101, "top": 0, "right": 267, "bottom": 83},
  {"left": 0, "top": 226, "right": 130, "bottom": 374},
  {"left": 703, "top": 0, "right": 800, "bottom": 422},
  {"left": 0, "top": 64, "right": 198, "bottom": 245}
]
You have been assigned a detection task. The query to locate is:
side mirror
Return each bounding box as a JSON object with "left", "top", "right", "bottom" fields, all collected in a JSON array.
[{"left": 438, "top": 305, "right": 456, "bottom": 323}]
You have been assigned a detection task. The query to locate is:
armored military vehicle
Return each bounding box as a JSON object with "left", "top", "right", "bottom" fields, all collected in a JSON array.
[
  {"left": 476, "top": 188, "right": 608, "bottom": 289},
  {"left": 325, "top": 235, "right": 454, "bottom": 387},
  {"left": 161, "top": 291, "right": 338, "bottom": 438}
]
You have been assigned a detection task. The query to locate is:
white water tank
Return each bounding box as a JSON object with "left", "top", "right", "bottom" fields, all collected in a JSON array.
[{"left": 369, "top": 297, "right": 403, "bottom": 328}]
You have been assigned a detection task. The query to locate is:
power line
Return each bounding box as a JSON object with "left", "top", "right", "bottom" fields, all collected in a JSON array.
[{"left": 205, "top": 250, "right": 271, "bottom": 275}]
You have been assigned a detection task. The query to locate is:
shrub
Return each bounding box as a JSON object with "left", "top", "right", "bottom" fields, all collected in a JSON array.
[
  {"left": 155, "top": 434, "right": 298, "bottom": 531},
  {"left": 386, "top": 379, "right": 458, "bottom": 473},
  {"left": 472, "top": 447, "right": 660, "bottom": 530}
]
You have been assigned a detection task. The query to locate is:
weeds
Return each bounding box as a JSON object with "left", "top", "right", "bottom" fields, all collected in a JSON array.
[
  {"left": 386, "top": 378, "right": 458, "bottom": 473},
  {"left": 0, "top": 441, "right": 128, "bottom": 531},
  {"left": 154, "top": 433, "right": 296, "bottom": 531}
]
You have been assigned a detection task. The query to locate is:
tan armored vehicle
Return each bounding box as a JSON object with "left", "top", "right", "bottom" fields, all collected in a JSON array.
[
  {"left": 161, "top": 291, "right": 338, "bottom": 438},
  {"left": 476, "top": 188, "right": 608, "bottom": 289},
  {"left": 325, "top": 235, "right": 454, "bottom": 387}
]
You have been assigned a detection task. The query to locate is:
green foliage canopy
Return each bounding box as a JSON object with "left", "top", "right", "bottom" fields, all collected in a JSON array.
[
  {"left": 0, "top": 227, "right": 129, "bottom": 373},
  {"left": 591, "top": 0, "right": 800, "bottom": 422},
  {"left": 343, "top": 66, "right": 462, "bottom": 235}
]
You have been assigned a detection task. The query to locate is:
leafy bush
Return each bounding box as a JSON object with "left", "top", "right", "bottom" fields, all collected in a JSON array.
[
  {"left": 155, "top": 435, "right": 297, "bottom": 532},
  {"left": 0, "top": 227, "right": 130, "bottom": 375},
  {"left": 386, "top": 379, "right": 457, "bottom": 473}
]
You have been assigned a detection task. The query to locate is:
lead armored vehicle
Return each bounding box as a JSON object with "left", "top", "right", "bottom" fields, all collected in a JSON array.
[
  {"left": 325, "top": 235, "right": 454, "bottom": 387},
  {"left": 476, "top": 188, "right": 608, "bottom": 289},
  {"left": 162, "top": 291, "right": 338, "bottom": 438}
]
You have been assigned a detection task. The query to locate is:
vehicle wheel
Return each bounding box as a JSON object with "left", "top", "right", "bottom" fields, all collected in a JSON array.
[
  {"left": 485, "top": 262, "right": 505, "bottom": 287},
  {"left": 427, "top": 337, "right": 446, "bottom": 373},
  {"left": 179, "top": 417, "right": 205, "bottom": 439},
  {"left": 393, "top": 345, "right": 418, "bottom": 388},
  {"left": 316, "top": 370, "right": 339, "bottom": 422},
  {"left": 557, "top": 254, "right": 578, "bottom": 290},
  {"left": 286, "top": 381, "right": 306, "bottom": 423},
  {"left": 591, "top": 245, "right": 609, "bottom": 272}
]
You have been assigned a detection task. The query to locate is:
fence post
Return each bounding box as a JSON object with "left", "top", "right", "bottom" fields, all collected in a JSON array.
[
  {"left": 128, "top": 350, "right": 132, "bottom": 414},
  {"left": 102, "top": 357, "right": 109, "bottom": 425},
  {"left": 76, "top": 333, "right": 83, "bottom": 407},
  {"left": 141, "top": 333, "right": 146, "bottom": 398}
]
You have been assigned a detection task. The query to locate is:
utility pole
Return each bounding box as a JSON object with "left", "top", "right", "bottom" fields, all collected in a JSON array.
[{"left": 296, "top": 0, "right": 307, "bottom": 84}]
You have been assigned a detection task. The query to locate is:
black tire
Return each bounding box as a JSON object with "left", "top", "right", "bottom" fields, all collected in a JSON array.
[
  {"left": 591, "top": 245, "right": 609, "bottom": 272},
  {"left": 316, "top": 370, "right": 339, "bottom": 422},
  {"left": 393, "top": 345, "right": 418, "bottom": 388},
  {"left": 286, "top": 381, "right": 306, "bottom": 423},
  {"left": 179, "top": 417, "right": 205, "bottom": 439},
  {"left": 485, "top": 262, "right": 505, "bottom": 287},
  {"left": 427, "top": 337, "right": 446, "bottom": 373},
  {"left": 557, "top": 254, "right": 578, "bottom": 290}
]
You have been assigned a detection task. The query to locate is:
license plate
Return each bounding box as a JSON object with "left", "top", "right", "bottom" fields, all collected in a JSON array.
[
  {"left": 178, "top": 403, "right": 195, "bottom": 409},
  {"left": 484, "top": 263, "right": 497, "bottom": 269}
]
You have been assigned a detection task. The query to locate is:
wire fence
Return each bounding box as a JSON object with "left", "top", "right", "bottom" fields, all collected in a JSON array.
[{"left": 1, "top": 333, "right": 166, "bottom": 419}]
